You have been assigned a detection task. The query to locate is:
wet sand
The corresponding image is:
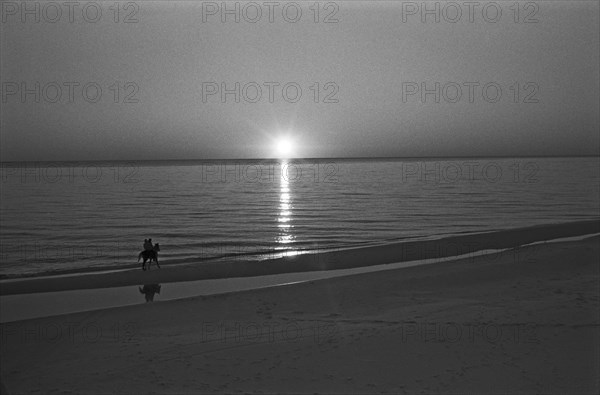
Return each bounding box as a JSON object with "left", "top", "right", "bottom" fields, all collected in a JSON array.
[
  {"left": 1, "top": 236, "right": 598, "bottom": 394},
  {"left": 2, "top": 219, "right": 598, "bottom": 295}
]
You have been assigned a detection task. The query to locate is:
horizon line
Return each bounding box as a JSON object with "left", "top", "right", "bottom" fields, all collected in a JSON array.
[{"left": 1, "top": 154, "right": 599, "bottom": 164}]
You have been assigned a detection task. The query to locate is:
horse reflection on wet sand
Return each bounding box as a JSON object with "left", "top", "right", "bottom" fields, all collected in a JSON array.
[
  {"left": 138, "top": 243, "right": 160, "bottom": 270},
  {"left": 139, "top": 284, "right": 161, "bottom": 302}
]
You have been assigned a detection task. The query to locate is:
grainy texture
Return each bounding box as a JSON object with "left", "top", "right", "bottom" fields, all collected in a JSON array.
[{"left": 2, "top": 237, "right": 598, "bottom": 394}]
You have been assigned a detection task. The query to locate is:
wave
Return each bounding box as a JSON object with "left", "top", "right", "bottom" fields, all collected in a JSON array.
[{"left": 2, "top": 219, "right": 598, "bottom": 286}]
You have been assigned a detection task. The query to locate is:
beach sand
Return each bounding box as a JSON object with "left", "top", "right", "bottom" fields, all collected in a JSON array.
[
  {"left": 1, "top": 235, "right": 599, "bottom": 394},
  {"left": 2, "top": 220, "right": 598, "bottom": 295}
]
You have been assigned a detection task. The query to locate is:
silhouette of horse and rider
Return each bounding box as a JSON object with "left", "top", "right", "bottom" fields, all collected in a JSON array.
[{"left": 138, "top": 238, "right": 160, "bottom": 270}]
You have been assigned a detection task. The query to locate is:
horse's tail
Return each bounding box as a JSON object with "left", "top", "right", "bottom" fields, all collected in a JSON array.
[{"left": 137, "top": 252, "right": 143, "bottom": 262}]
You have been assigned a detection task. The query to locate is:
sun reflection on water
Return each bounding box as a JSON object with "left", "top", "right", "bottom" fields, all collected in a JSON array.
[{"left": 276, "top": 161, "right": 299, "bottom": 257}]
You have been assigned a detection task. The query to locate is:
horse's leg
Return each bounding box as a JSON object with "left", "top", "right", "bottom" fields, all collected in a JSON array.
[{"left": 156, "top": 255, "right": 160, "bottom": 269}]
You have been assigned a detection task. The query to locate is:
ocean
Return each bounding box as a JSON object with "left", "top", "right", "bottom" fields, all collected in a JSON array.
[{"left": 1, "top": 157, "right": 598, "bottom": 277}]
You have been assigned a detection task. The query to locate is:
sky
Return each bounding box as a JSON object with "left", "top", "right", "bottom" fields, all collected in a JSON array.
[{"left": 1, "top": 0, "right": 599, "bottom": 161}]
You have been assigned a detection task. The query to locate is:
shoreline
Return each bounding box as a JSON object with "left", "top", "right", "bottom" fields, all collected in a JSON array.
[
  {"left": 3, "top": 218, "right": 598, "bottom": 281},
  {"left": 1, "top": 231, "right": 598, "bottom": 394},
  {"left": 1, "top": 219, "right": 598, "bottom": 296},
  {"left": 1, "top": 233, "right": 598, "bottom": 323}
]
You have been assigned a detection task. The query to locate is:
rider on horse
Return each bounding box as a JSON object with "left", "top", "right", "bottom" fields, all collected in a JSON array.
[{"left": 139, "top": 239, "right": 160, "bottom": 270}]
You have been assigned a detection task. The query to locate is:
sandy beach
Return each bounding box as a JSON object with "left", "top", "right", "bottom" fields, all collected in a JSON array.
[
  {"left": 3, "top": 0, "right": 599, "bottom": 392},
  {"left": 2, "top": 220, "right": 598, "bottom": 295},
  {"left": 1, "top": 235, "right": 598, "bottom": 394}
]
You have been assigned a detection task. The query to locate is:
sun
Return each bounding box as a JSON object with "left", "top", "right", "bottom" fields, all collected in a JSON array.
[{"left": 274, "top": 136, "right": 295, "bottom": 158}]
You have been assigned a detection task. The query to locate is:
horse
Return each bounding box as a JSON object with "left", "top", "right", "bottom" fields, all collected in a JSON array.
[
  {"left": 139, "top": 283, "right": 161, "bottom": 302},
  {"left": 138, "top": 243, "right": 160, "bottom": 270}
]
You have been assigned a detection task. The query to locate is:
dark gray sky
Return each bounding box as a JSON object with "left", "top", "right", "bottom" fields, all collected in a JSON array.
[{"left": 1, "top": 1, "right": 598, "bottom": 160}]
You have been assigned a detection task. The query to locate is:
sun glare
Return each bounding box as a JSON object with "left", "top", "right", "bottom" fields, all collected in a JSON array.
[{"left": 275, "top": 137, "right": 295, "bottom": 158}]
